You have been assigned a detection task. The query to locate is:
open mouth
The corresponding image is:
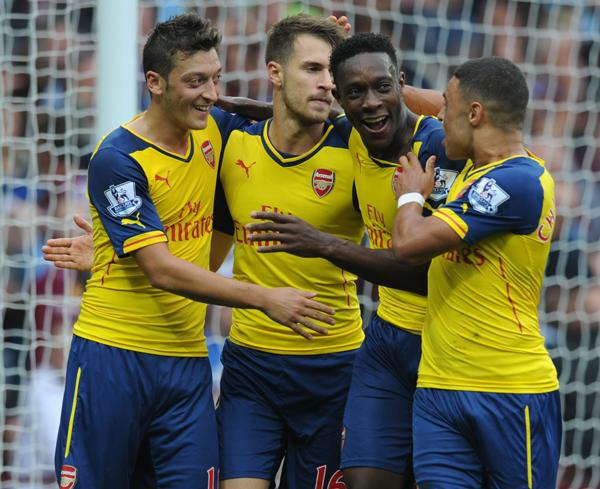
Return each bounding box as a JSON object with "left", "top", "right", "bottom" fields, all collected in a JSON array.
[
  {"left": 361, "top": 115, "right": 389, "bottom": 132},
  {"left": 193, "top": 104, "right": 211, "bottom": 113}
]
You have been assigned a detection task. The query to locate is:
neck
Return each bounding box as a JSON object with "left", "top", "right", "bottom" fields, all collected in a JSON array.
[
  {"left": 471, "top": 126, "right": 526, "bottom": 168},
  {"left": 268, "top": 95, "right": 326, "bottom": 155},
  {"left": 127, "top": 103, "right": 190, "bottom": 156}
]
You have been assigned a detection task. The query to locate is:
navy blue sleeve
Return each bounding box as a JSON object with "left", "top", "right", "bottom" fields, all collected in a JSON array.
[
  {"left": 210, "top": 106, "right": 251, "bottom": 140},
  {"left": 331, "top": 115, "right": 353, "bottom": 144},
  {"left": 443, "top": 163, "right": 545, "bottom": 245},
  {"left": 88, "top": 147, "right": 164, "bottom": 257},
  {"left": 213, "top": 173, "right": 234, "bottom": 235}
]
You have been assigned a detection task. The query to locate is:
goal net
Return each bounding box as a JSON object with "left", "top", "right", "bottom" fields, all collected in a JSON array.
[{"left": 1, "top": 1, "right": 598, "bottom": 488}]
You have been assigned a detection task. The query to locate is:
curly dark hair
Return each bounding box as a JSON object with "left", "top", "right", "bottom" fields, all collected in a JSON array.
[
  {"left": 330, "top": 33, "right": 398, "bottom": 84},
  {"left": 142, "top": 13, "right": 221, "bottom": 78}
]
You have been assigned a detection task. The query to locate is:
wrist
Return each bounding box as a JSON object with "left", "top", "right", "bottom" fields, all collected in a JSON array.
[{"left": 397, "top": 192, "right": 425, "bottom": 208}]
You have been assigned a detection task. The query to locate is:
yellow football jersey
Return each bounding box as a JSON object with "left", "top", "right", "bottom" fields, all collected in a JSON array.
[
  {"left": 215, "top": 119, "right": 365, "bottom": 354},
  {"left": 422, "top": 153, "right": 559, "bottom": 393},
  {"left": 345, "top": 115, "right": 464, "bottom": 334},
  {"left": 74, "top": 108, "right": 248, "bottom": 356}
]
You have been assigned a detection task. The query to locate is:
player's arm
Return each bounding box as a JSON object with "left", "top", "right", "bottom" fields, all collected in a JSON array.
[
  {"left": 216, "top": 96, "right": 273, "bottom": 122},
  {"left": 391, "top": 152, "right": 462, "bottom": 264},
  {"left": 403, "top": 85, "right": 444, "bottom": 117},
  {"left": 132, "top": 242, "right": 333, "bottom": 338},
  {"left": 246, "top": 213, "right": 428, "bottom": 295},
  {"left": 210, "top": 229, "right": 234, "bottom": 272}
]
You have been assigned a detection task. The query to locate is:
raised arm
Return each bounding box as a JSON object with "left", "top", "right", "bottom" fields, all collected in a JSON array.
[
  {"left": 403, "top": 85, "right": 444, "bottom": 117},
  {"left": 246, "top": 212, "right": 428, "bottom": 295}
]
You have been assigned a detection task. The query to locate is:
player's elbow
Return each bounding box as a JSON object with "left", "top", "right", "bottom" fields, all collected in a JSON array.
[{"left": 391, "top": 242, "right": 428, "bottom": 267}]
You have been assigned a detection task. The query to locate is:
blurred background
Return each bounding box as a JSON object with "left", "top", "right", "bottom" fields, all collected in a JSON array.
[{"left": 1, "top": 1, "right": 599, "bottom": 488}]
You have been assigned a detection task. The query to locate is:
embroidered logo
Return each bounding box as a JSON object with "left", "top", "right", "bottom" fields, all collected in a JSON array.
[
  {"left": 104, "top": 182, "right": 142, "bottom": 218},
  {"left": 154, "top": 171, "right": 172, "bottom": 189},
  {"left": 121, "top": 211, "right": 146, "bottom": 228},
  {"left": 430, "top": 167, "right": 458, "bottom": 202},
  {"left": 201, "top": 140, "right": 215, "bottom": 168},
  {"left": 235, "top": 159, "right": 256, "bottom": 178},
  {"left": 59, "top": 465, "right": 77, "bottom": 489},
  {"left": 312, "top": 169, "right": 335, "bottom": 198},
  {"left": 468, "top": 177, "right": 509, "bottom": 214}
]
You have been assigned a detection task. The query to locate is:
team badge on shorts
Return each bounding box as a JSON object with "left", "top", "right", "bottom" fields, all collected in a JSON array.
[
  {"left": 59, "top": 465, "right": 77, "bottom": 489},
  {"left": 468, "top": 177, "right": 509, "bottom": 214},
  {"left": 104, "top": 182, "right": 142, "bottom": 217},
  {"left": 312, "top": 169, "right": 335, "bottom": 198},
  {"left": 430, "top": 167, "right": 458, "bottom": 201},
  {"left": 201, "top": 140, "right": 216, "bottom": 168}
]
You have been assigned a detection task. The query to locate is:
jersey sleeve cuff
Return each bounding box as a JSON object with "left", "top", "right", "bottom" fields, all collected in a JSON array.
[
  {"left": 433, "top": 208, "right": 468, "bottom": 240},
  {"left": 123, "top": 231, "right": 168, "bottom": 254}
]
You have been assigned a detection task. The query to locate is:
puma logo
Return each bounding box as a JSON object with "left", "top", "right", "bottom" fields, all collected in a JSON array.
[
  {"left": 154, "top": 171, "right": 172, "bottom": 188},
  {"left": 235, "top": 159, "right": 256, "bottom": 178},
  {"left": 121, "top": 212, "right": 146, "bottom": 228}
]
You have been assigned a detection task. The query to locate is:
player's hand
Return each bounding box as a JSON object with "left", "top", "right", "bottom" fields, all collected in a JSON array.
[
  {"left": 262, "top": 288, "right": 334, "bottom": 339},
  {"left": 246, "top": 212, "right": 334, "bottom": 257},
  {"left": 41, "top": 214, "right": 94, "bottom": 272},
  {"left": 393, "top": 152, "right": 436, "bottom": 200},
  {"left": 328, "top": 15, "right": 352, "bottom": 35}
]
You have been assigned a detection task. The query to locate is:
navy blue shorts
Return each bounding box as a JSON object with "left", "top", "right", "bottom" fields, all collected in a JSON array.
[
  {"left": 55, "top": 336, "right": 218, "bottom": 489},
  {"left": 341, "top": 313, "right": 421, "bottom": 475},
  {"left": 217, "top": 340, "right": 356, "bottom": 488},
  {"left": 413, "top": 388, "right": 562, "bottom": 489}
]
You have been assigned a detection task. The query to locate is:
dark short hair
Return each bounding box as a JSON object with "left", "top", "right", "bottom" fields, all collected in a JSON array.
[
  {"left": 265, "top": 13, "right": 346, "bottom": 65},
  {"left": 453, "top": 56, "right": 529, "bottom": 129},
  {"left": 142, "top": 14, "right": 221, "bottom": 79},
  {"left": 330, "top": 33, "right": 398, "bottom": 84}
]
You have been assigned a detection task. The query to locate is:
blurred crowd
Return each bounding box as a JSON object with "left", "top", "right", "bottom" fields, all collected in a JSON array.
[{"left": 1, "top": 1, "right": 599, "bottom": 488}]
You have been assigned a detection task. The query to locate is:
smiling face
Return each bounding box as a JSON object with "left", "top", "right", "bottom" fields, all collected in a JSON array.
[
  {"left": 335, "top": 52, "right": 404, "bottom": 157},
  {"left": 277, "top": 34, "right": 335, "bottom": 125},
  {"left": 159, "top": 48, "right": 221, "bottom": 131}
]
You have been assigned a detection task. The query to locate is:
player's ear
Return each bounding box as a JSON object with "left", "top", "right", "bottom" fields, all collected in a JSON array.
[
  {"left": 267, "top": 61, "right": 283, "bottom": 88},
  {"left": 146, "top": 70, "right": 165, "bottom": 97},
  {"left": 398, "top": 70, "right": 406, "bottom": 88},
  {"left": 469, "top": 101, "right": 484, "bottom": 126}
]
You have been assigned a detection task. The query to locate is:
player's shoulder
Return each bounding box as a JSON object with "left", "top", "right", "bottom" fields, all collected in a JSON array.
[
  {"left": 237, "top": 118, "right": 266, "bottom": 137},
  {"left": 414, "top": 115, "right": 444, "bottom": 142},
  {"left": 466, "top": 155, "right": 549, "bottom": 215},
  {"left": 91, "top": 127, "right": 146, "bottom": 167},
  {"left": 485, "top": 155, "right": 548, "bottom": 190},
  {"left": 330, "top": 114, "right": 353, "bottom": 143},
  {"left": 209, "top": 106, "right": 252, "bottom": 134}
]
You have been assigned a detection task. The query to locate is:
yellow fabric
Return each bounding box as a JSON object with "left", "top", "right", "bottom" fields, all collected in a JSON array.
[
  {"left": 421, "top": 155, "right": 559, "bottom": 393},
  {"left": 220, "top": 120, "right": 365, "bottom": 354},
  {"left": 74, "top": 114, "right": 226, "bottom": 356}
]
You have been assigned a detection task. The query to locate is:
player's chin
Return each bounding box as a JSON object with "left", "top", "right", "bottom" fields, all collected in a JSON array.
[
  {"left": 359, "top": 130, "right": 392, "bottom": 151},
  {"left": 188, "top": 112, "right": 210, "bottom": 130}
]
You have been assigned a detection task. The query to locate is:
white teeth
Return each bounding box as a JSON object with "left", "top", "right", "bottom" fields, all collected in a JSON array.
[
  {"left": 194, "top": 105, "right": 209, "bottom": 111},
  {"left": 363, "top": 115, "right": 387, "bottom": 123}
]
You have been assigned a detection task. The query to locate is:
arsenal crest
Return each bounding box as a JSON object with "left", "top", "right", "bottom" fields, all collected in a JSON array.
[
  {"left": 312, "top": 169, "right": 335, "bottom": 198},
  {"left": 201, "top": 140, "right": 215, "bottom": 169},
  {"left": 60, "top": 465, "right": 77, "bottom": 489}
]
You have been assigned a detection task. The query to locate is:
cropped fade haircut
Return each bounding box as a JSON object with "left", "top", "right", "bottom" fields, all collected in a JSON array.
[
  {"left": 453, "top": 57, "right": 529, "bottom": 130},
  {"left": 330, "top": 33, "right": 399, "bottom": 85},
  {"left": 265, "top": 13, "right": 346, "bottom": 66},
  {"left": 143, "top": 14, "right": 221, "bottom": 79}
]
